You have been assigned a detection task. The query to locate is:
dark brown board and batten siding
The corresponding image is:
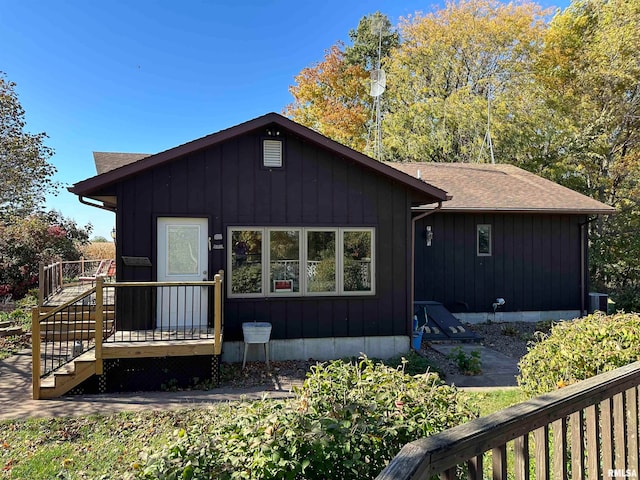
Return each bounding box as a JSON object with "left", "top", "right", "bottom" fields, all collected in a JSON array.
[
  {"left": 114, "top": 130, "right": 415, "bottom": 341},
  {"left": 414, "top": 213, "right": 585, "bottom": 313}
]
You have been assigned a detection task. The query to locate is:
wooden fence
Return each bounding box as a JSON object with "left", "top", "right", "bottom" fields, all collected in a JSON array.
[{"left": 377, "top": 361, "right": 640, "bottom": 480}]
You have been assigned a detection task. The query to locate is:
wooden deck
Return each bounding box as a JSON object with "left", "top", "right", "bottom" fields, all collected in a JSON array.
[
  {"left": 33, "top": 273, "right": 225, "bottom": 399},
  {"left": 43, "top": 284, "right": 115, "bottom": 307}
]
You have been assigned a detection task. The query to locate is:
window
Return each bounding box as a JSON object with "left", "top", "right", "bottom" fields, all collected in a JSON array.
[
  {"left": 306, "top": 230, "right": 336, "bottom": 294},
  {"left": 477, "top": 224, "right": 492, "bottom": 256},
  {"left": 230, "top": 229, "right": 263, "bottom": 296},
  {"left": 270, "top": 229, "right": 301, "bottom": 293},
  {"left": 228, "top": 227, "right": 375, "bottom": 297}
]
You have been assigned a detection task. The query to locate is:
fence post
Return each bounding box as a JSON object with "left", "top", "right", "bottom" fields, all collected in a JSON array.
[
  {"left": 38, "top": 262, "right": 44, "bottom": 307},
  {"left": 95, "top": 277, "right": 104, "bottom": 375},
  {"left": 57, "top": 257, "right": 63, "bottom": 292},
  {"left": 31, "top": 306, "right": 41, "bottom": 400},
  {"left": 81, "top": 256, "right": 85, "bottom": 277}
]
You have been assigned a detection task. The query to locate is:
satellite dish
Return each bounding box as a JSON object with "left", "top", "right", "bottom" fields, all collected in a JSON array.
[{"left": 370, "top": 69, "right": 386, "bottom": 97}]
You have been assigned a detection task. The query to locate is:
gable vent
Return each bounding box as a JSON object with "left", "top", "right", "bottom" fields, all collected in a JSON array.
[{"left": 263, "top": 139, "right": 283, "bottom": 168}]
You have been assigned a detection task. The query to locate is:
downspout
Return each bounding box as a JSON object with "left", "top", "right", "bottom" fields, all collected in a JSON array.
[
  {"left": 579, "top": 216, "right": 598, "bottom": 316},
  {"left": 410, "top": 202, "right": 443, "bottom": 332},
  {"left": 78, "top": 196, "right": 116, "bottom": 213}
]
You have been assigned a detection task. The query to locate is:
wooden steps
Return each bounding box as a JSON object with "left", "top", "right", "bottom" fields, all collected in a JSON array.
[{"left": 39, "top": 351, "right": 97, "bottom": 399}]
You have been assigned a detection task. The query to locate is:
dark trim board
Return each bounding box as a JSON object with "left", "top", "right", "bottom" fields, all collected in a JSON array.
[{"left": 414, "top": 212, "right": 587, "bottom": 314}]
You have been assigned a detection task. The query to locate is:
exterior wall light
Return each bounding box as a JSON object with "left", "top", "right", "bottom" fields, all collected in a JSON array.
[{"left": 425, "top": 225, "right": 433, "bottom": 246}]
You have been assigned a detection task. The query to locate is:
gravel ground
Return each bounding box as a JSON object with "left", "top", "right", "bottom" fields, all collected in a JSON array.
[{"left": 218, "top": 321, "right": 553, "bottom": 388}]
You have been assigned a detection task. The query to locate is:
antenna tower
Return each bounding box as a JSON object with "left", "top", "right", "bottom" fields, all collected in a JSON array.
[
  {"left": 368, "top": 19, "right": 385, "bottom": 160},
  {"left": 477, "top": 84, "right": 495, "bottom": 164}
]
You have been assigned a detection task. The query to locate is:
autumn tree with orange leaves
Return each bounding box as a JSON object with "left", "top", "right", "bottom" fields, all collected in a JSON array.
[{"left": 285, "top": 44, "right": 369, "bottom": 152}]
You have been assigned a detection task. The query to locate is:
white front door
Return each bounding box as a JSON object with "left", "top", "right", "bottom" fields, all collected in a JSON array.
[{"left": 157, "top": 217, "right": 208, "bottom": 329}]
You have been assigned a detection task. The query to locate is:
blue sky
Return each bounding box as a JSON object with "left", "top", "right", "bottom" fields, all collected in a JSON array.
[{"left": 2, "top": 0, "right": 568, "bottom": 241}]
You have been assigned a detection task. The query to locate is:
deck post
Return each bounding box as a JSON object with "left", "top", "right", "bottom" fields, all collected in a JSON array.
[
  {"left": 95, "top": 276, "right": 104, "bottom": 375},
  {"left": 31, "top": 306, "right": 41, "bottom": 400},
  {"left": 57, "top": 257, "right": 63, "bottom": 292},
  {"left": 214, "top": 271, "right": 223, "bottom": 355},
  {"left": 38, "top": 262, "right": 44, "bottom": 307}
]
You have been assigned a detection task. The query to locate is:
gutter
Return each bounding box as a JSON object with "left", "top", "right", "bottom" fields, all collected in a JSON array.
[
  {"left": 410, "top": 202, "right": 443, "bottom": 335},
  {"left": 579, "top": 216, "right": 599, "bottom": 316},
  {"left": 79, "top": 196, "right": 116, "bottom": 213}
]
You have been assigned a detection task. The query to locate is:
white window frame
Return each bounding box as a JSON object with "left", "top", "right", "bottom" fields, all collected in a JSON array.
[
  {"left": 227, "top": 227, "right": 375, "bottom": 298},
  {"left": 477, "top": 224, "right": 492, "bottom": 256}
]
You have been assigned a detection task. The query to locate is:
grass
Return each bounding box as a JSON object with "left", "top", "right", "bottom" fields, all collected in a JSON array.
[
  {"left": 461, "top": 388, "right": 527, "bottom": 417},
  {"left": 1, "top": 410, "right": 207, "bottom": 479},
  {"left": 0, "top": 387, "right": 525, "bottom": 479}
]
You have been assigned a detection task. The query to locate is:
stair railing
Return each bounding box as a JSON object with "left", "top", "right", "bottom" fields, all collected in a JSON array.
[{"left": 32, "top": 286, "right": 99, "bottom": 399}]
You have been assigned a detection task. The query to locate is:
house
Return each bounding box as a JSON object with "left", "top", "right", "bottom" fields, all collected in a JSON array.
[
  {"left": 39, "top": 113, "right": 614, "bottom": 397},
  {"left": 388, "top": 162, "right": 615, "bottom": 323},
  {"left": 69, "top": 113, "right": 449, "bottom": 369}
]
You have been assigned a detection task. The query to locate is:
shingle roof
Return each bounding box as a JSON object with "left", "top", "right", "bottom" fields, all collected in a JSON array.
[
  {"left": 93, "top": 152, "right": 150, "bottom": 174},
  {"left": 387, "top": 162, "right": 615, "bottom": 214}
]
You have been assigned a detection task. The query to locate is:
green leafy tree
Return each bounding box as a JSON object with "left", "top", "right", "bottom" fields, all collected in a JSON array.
[
  {"left": 0, "top": 72, "right": 57, "bottom": 218},
  {"left": 0, "top": 211, "right": 91, "bottom": 298},
  {"left": 285, "top": 13, "right": 397, "bottom": 154},
  {"left": 344, "top": 12, "right": 399, "bottom": 70},
  {"left": 535, "top": 0, "right": 640, "bottom": 309},
  {"left": 382, "top": 0, "right": 550, "bottom": 162}
]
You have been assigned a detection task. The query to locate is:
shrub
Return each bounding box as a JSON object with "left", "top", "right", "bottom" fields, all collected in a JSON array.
[
  {"left": 137, "top": 356, "right": 476, "bottom": 480},
  {"left": 518, "top": 312, "right": 640, "bottom": 397},
  {"left": 0, "top": 211, "right": 90, "bottom": 298},
  {"left": 447, "top": 347, "right": 482, "bottom": 375}
]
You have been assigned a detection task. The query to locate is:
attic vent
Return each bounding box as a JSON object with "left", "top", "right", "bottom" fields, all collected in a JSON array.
[{"left": 263, "top": 139, "right": 283, "bottom": 168}]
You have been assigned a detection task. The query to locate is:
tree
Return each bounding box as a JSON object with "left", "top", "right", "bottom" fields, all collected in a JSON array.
[
  {"left": 534, "top": 0, "right": 640, "bottom": 310},
  {"left": 0, "top": 211, "right": 91, "bottom": 299},
  {"left": 382, "top": 0, "right": 550, "bottom": 162},
  {"left": 286, "top": 14, "right": 398, "bottom": 155},
  {"left": 284, "top": 44, "right": 370, "bottom": 152},
  {"left": 0, "top": 72, "right": 57, "bottom": 218},
  {"left": 344, "top": 12, "right": 399, "bottom": 70}
]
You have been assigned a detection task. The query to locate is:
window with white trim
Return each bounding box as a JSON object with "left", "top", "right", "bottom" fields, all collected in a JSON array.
[
  {"left": 477, "top": 224, "right": 492, "bottom": 256},
  {"left": 228, "top": 227, "right": 375, "bottom": 297}
]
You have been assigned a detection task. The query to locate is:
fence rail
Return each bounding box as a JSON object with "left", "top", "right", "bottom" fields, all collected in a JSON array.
[
  {"left": 376, "top": 361, "right": 640, "bottom": 480},
  {"left": 39, "top": 258, "right": 113, "bottom": 306}
]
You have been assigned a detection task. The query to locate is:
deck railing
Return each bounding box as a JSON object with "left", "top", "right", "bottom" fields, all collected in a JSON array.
[
  {"left": 102, "top": 277, "right": 223, "bottom": 344},
  {"left": 39, "top": 258, "right": 113, "bottom": 306},
  {"left": 376, "top": 361, "right": 640, "bottom": 480},
  {"left": 32, "top": 272, "right": 224, "bottom": 396}
]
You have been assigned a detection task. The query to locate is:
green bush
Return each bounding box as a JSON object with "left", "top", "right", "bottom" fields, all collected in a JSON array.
[
  {"left": 138, "top": 356, "right": 476, "bottom": 480},
  {"left": 518, "top": 312, "right": 640, "bottom": 397}
]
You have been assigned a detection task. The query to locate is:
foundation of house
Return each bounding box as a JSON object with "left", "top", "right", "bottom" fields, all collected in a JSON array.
[
  {"left": 222, "top": 335, "right": 410, "bottom": 363},
  {"left": 453, "top": 310, "right": 581, "bottom": 324}
]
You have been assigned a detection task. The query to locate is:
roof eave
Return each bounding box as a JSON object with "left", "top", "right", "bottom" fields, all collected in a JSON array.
[
  {"left": 412, "top": 206, "right": 616, "bottom": 215},
  {"left": 70, "top": 113, "right": 449, "bottom": 203}
]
